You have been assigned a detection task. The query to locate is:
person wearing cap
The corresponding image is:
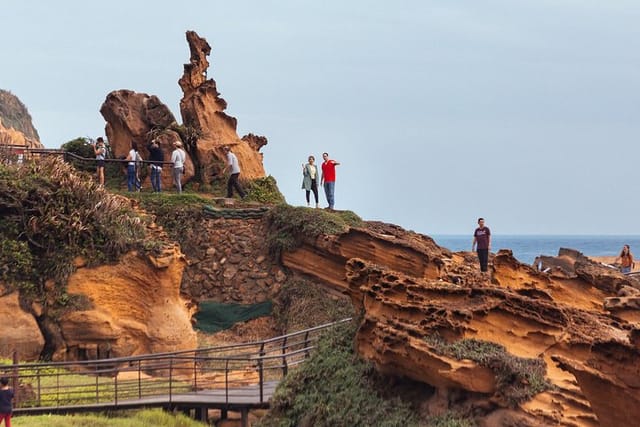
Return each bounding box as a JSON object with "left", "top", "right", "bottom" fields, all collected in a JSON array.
[
  {"left": 171, "top": 140, "right": 186, "bottom": 193},
  {"left": 222, "top": 145, "right": 246, "bottom": 199}
]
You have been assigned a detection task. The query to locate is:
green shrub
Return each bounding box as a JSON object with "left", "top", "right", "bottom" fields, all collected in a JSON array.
[
  {"left": 265, "top": 204, "right": 363, "bottom": 259},
  {"left": 61, "top": 137, "right": 97, "bottom": 172},
  {"left": 424, "top": 335, "right": 552, "bottom": 406},
  {"left": 0, "top": 157, "right": 147, "bottom": 308},
  {"left": 245, "top": 176, "right": 286, "bottom": 204},
  {"left": 258, "top": 322, "right": 417, "bottom": 427}
]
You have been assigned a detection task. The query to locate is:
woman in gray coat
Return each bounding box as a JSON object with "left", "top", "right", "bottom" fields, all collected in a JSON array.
[{"left": 301, "top": 155, "right": 319, "bottom": 208}]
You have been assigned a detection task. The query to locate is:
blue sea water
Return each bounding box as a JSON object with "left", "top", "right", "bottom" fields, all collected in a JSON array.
[{"left": 431, "top": 235, "right": 640, "bottom": 265}]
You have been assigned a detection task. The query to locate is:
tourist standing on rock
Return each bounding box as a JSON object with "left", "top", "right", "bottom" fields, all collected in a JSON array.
[
  {"left": 223, "top": 145, "right": 246, "bottom": 199},
  {"left": 93, "top": 137, "right": 106, "bottom": 187},
  {"left": 616, "top": 244, "right": 634, "bottom": 274},
  {"left": 472, "top": 218, "right": 491, "bottom": 273},
  {"left": 171, "top": 141, "right": 186, "bottom": 193},
  {"left": 0, "top": 377, "right": 14, "bottom": 427},
  {"left": 302, "top": 155, "right": 319, "bottom": 208},
  {"left": 320, "top": 152, "right": 340, "bottom": 210},
  {"left": 148, "top": 140, "right": 164, "bottom": 192},
  {"left": 126, "top": 142, "right": 142, "bottom": 192}
]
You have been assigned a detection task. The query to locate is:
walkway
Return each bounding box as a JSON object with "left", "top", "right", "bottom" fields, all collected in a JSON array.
[{"left": 3, "top": 319, "right": 351, "bottom": 425}]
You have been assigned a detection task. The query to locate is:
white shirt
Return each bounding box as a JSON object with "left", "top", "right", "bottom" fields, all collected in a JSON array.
[
  {"left": 128, "top": 149, "right": 137, "bottom": 166},
  {"left": 227, "top": 151, "right": 240, "bottom": 174},
  {"left": 308, "top": 164, "right": 317, "bottom": 179},
  {"left": 171, "top": 148, "right": 186, "bottom": 168}
]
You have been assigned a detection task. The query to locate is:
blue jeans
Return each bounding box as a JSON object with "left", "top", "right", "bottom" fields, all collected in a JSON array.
[
  {"left": 621, "top": 266, "right": 631, "bottom": 274},
  {"left": 127, "top": 165, "right": 137, "bottom": 192},
  {"left": 323, "top": 181, "right": 335, "bottom": 209},
  {"left": 150, "top": 166, "right": 162, "bottom": 192}
]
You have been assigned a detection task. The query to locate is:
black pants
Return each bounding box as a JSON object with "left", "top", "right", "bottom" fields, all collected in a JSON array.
[
  {"left": 227, "top": 173, "right": 246, "bottom": 198},
  {"left": 305, "top": 179, "right": 319, "bottom": 203},
  {"left": 477, "top": 249, "right": 489, "bottom": 272}
]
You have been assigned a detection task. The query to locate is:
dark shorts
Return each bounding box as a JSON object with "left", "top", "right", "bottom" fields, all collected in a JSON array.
[{"left": 97, "top": 159, "right": 105, "bottom": 168}]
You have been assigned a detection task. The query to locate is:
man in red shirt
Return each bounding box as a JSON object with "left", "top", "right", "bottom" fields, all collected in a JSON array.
[
  {"left": 471, "top": 217, "right": 491, "bottom": 273},
  {"left": 320, "top": 152, "right": 340, "bottom": 210}
]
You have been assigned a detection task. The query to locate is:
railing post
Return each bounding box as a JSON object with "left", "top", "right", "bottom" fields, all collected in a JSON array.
[
  {"left": 138, "top": 359, "right": 142, "bottom": 398},
  {"left": 56, "top": 367, "right": 60, "bottom": 407},
  {"left": 11, "top": 351, "right": 18, "bottom": 408},
  {"left": 225, "top": 359, "right": 229, "bottom": 405},
  {"left": 193, "top": 354, "right": 198, "bottom": 391},
  {"left": 259, "top": 342, "right": 265, "bottom": 403},
  {"left": 37, "top": 366, "right": 41, "bottom": 407},
  {"left": 282, "top": 336, "right": 288, "bottom": 377},
  {"left": 169, "top": 358, "right": 173, "bottom": 403},
  {"left": 304, "top": 331, "right": 310, "bottom": 358},
  {"left": 114, "top": 370, "right": 118, "bottom": 406},
  {"left": 95, "top": 366, "right": 99, "bottom": 403}
]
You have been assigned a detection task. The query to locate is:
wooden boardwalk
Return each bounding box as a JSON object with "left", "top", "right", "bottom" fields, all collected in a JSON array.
[{"left": 14, "top": 381, "right": 279, "bottom": 417}]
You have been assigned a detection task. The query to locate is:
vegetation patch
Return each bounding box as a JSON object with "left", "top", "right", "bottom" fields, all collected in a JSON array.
[
  {"left": 244, "top": 176, "right": 286, "bottom": 204},
  {"left": 424, "top": 335, "right": 552, "bottom": 407},
  {"left": 257, "top": 322, "right": 417, "bottom": 427},
  {"left": 135, "top": 192, "right": 208, "bottom": 243},
  {"left": 0, "top": 157, "right": 146, "bottom": 309},
  {"left": 425, "top": 412, "right": 477, "bottom": 427},
  {"left": 12, "top": 409, "right": 206, "bottom": 427},
  {"left": 265, "top": 204, "right": 363, "bottom": 259},
  {"left": 273, "top": 279, "right": 354, "bottom": 334}
]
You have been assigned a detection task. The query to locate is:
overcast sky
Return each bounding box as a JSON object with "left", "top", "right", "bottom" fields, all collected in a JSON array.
[{"left": 2, "top": 1, "right": 639, "bottom": 235}]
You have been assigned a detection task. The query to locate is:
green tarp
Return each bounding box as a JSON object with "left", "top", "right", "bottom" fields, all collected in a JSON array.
[{"left": 194, "top": 300, "right": 273, "bottom": 333}]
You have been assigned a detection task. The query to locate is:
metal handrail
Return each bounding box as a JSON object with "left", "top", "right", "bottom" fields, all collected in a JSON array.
[{"left": 2, "top": 318, "right": 352, "bottom": 411}]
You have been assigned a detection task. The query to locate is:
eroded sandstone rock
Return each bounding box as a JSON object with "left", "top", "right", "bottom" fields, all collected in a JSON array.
[
  {"left": 178, "top": 31, "right": 266, "bottom": 182},
  {"left": 281, "top": 224, "right": 640, "bottom": 426},
  {"left": 100, "top": 90, "right": 194, "bottom": 188},
  {"left": 0, "top": 292, "right": 44, "bottom": 361},
  {"left": 58, "top": 247, "right": 196, "bottom": 361}
]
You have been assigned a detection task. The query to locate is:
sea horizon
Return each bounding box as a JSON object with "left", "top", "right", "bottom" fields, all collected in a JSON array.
[{"left": 431, "top": 234, "right": 640, "bottom": 264}]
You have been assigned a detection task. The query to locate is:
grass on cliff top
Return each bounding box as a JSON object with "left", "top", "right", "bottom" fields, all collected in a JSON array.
[
  {"left": 265, "top": 204, "right": 363, "bottom": 259},
  {"left": 13, "top": 409, "right": 206, "bottom": 427},
  {"left": 424, "top": 335, "right": 552, "bottom": 407},
  {"left": 273, "top": 278, "right": 355, "bottom": 334},
  {"left": 257, "top": 321, "right": 418, "bottom": 427},
  {"left": 0, "top": 157, "right": 147, "bottom": 309}
]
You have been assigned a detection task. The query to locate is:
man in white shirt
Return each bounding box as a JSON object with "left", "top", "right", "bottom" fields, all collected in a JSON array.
[
  {"left": 222, "top": 145, "right": 246, "bottom": 199},
  {"left": 171, "top": 140, "right": 186, "bottom": 193}
]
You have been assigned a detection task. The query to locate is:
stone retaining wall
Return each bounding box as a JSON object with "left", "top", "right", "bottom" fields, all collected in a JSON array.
[{"left": 181, "top": 217, "right": 287, "bottom": 303}]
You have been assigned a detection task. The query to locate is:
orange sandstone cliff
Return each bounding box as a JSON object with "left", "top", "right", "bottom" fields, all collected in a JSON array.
[{"left": 281, "top": 223, "right": 640, "bottom": 427}]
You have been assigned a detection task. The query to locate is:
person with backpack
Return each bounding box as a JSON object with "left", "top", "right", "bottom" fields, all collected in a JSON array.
[
  {"left": 147, "top": 140, "right": 164, "bottom": 192},
  {"left": 126, "top": 141, "right": 142, "bottom": 192},
  {"left": 171, "top": 140, "right": 186, "bottom": 193}
]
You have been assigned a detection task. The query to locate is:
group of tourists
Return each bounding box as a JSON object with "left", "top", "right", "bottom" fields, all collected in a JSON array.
[
  {"left": 301, "top": 152, "right": 340, "bottom": 210},
  {"left": 92, "top": 138, "right": 246, "bottom": 198}
]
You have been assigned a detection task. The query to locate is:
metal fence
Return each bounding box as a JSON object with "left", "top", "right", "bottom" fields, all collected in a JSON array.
[{"left": 1, "top": 318, "right": 352, "bottom": 413}]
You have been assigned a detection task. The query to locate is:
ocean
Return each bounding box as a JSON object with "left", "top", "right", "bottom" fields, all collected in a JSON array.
[{"left": 431, "top": 235, "right": 640, "bottom": 265}]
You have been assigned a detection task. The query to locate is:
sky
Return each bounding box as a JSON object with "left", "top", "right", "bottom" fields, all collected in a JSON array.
[{"left": 2, "top": 0, "right": 640, "bottom": 235}]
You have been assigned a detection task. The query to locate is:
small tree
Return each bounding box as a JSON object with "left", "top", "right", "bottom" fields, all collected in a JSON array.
[{"left": 61, "top": 137, "right": 95, "bottom": 172}]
